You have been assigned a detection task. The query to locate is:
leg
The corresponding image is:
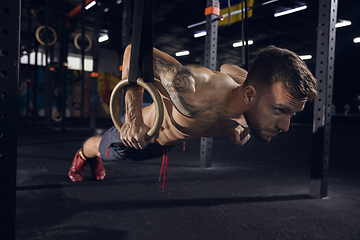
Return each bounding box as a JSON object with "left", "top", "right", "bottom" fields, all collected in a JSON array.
[
  {"left": 82, "top": 136, "right": 102, "bottom": 159},
  {"left": 68, "top": 136, "right": 106, "bottom": 182}
]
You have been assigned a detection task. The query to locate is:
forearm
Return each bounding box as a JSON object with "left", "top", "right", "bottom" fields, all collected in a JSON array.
[
  {"left": 121, "top": 44, "right": 145, "bottom": 123},
  {"left": 124, "top": 85, "right": 144, "bottom": 123}
]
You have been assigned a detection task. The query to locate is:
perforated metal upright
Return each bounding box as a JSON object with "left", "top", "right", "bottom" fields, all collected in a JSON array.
[
  {"left": 310, "top": 0, "right": 338, "bottom": 198},
  {"left": 90, "top": 1, "right": 101, "bottom": 133},
  {"left": 200, "top": 0, "right": 219, "bottom": 168},
  {"left": 0, "top": 0, "right": 20, "bottom": 238}
]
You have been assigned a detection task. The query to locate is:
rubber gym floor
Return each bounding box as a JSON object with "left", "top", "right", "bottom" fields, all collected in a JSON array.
[{"left": 16, "top": 119, "right": 360, "bottom": 240}]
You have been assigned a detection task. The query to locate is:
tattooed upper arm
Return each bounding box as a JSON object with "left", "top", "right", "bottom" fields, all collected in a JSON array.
[{"left": 154, "top": 57, "right": 200, "bottom": 117}]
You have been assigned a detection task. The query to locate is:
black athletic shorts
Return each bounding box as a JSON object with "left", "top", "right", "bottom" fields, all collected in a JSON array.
[{"left": 99, "top": 125, "right": 176, "bottom": 161}]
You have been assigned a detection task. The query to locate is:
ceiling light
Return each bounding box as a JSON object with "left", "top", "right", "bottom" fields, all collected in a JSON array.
[
  {"left": 274, "top": 5, "right": 307, "bottom": 17},
  {"left": 85, "top": 1, "right": 96, "bottom": 10},
  {"left": 233, "top": 40, "right": 253, "bottom": 47},
  {"left": 98, "top": 34, "right": 109, "bottom": 43},
  {"left": 261, "top": 0, "right": 279, "bottom": 6},
  {"left": 175, "top": 50, "right": 190, "bottom": 57},
  {"left": 335, "top": 20, "right": 351, "bottom": 28},
  {"left": 354, "top": 37, "right": 360, "bottom": 43},
  {"left": 194, "top": 31, "right": 206, "bottom": 38},
  {"left": 299, "top": 55, "right": 312, "bottom": 60}
]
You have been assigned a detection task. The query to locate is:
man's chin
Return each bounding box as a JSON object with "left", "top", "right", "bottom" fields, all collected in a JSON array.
[
  {"left": 252, "top": 132, "right": 272, "bottom": 143},
  {"left": 256, "top": 136, "right": 271, "bottom": 144}
]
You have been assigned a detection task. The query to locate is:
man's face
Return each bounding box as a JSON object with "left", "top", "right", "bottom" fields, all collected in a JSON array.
[{"left": 244, "top": 82, "right": 307, "bottom": 143}]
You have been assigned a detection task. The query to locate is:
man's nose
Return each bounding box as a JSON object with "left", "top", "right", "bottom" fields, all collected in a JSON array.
[{"left": 276, "top": 117, "right": 290, "bottom": 133}]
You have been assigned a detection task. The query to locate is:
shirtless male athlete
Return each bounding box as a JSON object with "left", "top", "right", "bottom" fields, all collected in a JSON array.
[{"left": 68, "top": 44, "right": 318, "bottom": 182}]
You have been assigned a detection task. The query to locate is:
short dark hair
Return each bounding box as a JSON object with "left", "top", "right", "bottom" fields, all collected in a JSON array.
[{"left": 244, "top": 46, "right": 318, "bottom": 100}]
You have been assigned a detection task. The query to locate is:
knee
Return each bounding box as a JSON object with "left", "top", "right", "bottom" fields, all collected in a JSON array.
[{"left": 83, "top": 136, "right": 102, "bottom": 154}]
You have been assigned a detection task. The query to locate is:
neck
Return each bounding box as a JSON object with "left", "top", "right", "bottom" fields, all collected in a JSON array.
[{"left": 228, "top": 85, "right": 248, "bottom": 119}]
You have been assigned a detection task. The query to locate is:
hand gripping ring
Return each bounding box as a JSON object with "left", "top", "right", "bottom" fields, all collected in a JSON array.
[{"left": 109, "top": 77, "right": 164, "bottom": 141}]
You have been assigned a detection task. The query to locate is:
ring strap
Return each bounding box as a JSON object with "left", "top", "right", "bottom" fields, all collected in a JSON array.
[{"left": 129, "top": 0, "right": 154, "bottom": 84}]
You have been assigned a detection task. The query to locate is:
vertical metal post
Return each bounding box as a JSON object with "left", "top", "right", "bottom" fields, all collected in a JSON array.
[
  {"left": 33, "top": 41, "right": 38, "bottom": 122},
  {"left": 200, "top": 0, "right": 219, "bottom": 168},
  {"left": 80, "top": 0, "right": 86, "bottom": 124},
  {"left": 90, "top": 1, "right": 101, "bottom": 133},
  {"left": 49, "top": 42, "right": 55, "bottom": 123},
  {"left": 310, "top": 0, "right": 337, "bottom": 198},
  {"left": 243, "top": 0, "right": 249, "bottom": 70},
  {"left": 0, "top": 0, "right": 20, "bottom": 238},
  {"left": 44, "top": 0, "right": 51, "bottom": 124},
  {"left": 60, "top": 2, "right": 69, "bottom": 131},
  {"left": 26, "top": 0, "right": 32, "bottom": 119}
]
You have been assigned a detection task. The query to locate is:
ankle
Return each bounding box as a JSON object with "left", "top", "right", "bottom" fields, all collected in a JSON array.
[{"left": 78, "top": 150, "right": 87, "bottom": 161}]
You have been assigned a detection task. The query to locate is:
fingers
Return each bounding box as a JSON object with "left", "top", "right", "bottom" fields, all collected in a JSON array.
[
  {"left": 120, "top": 123, "right": 151, "bottom": 149},
  {"left": 121, "top": 133, "right": 146, "bottom": 149},
  {"left": 229, "top": 128, "right": 251, "bottom": 146},
  {"left": 121, "top": 137, "right": 142, "bottom": 149}
]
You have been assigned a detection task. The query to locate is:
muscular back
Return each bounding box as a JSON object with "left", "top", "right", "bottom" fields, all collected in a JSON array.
[{"left": 141, "top": 48, "right": 247, "bottom": 146}]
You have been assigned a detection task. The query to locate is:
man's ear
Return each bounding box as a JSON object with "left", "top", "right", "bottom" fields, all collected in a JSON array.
[{"left": 244, "top": 86, "right": 257, "bottom": 105}]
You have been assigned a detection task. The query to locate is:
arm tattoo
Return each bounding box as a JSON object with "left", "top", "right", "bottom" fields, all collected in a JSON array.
[{"left": 154, "top": 57, "right": 200, "bottom": 116}]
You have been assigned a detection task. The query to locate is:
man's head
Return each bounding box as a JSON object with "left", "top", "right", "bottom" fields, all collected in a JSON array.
[{"left": 242, "top": 46, "right": 317, "bottom": 143}]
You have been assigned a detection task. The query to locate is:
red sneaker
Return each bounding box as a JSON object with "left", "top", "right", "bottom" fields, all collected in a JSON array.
[
  {"left": 88, "top": 157, "right": 106, "bottom": 180},
  {"left": 68, "top": 149, "right": 87, "bottom": 182}
]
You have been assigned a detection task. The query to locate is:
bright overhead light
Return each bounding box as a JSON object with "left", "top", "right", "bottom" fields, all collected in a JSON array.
[
  {"left": 194, "top": 31, "right": 206, "bottom": 38},
  {"left": 98, "top": 34, "right": 109, "bottom": 43},
  {"left": 261, "top": 0, "right": 279, "bottom": 6},
  {"left": 299, "top": 55, "right": 312, "bottom": 60},
  {"left": 354, "top": 37, "right": 360, "bottom": 43},
  {"left": 233, "top": 40, "right": 253, "bottom": 47},
  {"left": 175, "top": 50, "right": 190, "bottom": 57},
  {"left": 335, "top": 20, "right": 351, "bottom": 28},
  {"left": 85, "top": 1, "right": 96, "bottom": 10},
  {"left": 274, "top": 5, "right": 307, "bottom": 17}
]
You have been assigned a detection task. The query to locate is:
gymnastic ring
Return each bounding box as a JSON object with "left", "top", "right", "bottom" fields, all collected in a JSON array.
[
  {"left": 35, "top": 26, "right": 57, "bottom": 46},
  {"left": 51, "top": 109, "right": 63, "bottom": 122},
  {"left": 74, "top": 33, "right": 92, "bottom": 52},
  {"left": 109, "top": 77, "right": 164, "bottom": 141}
]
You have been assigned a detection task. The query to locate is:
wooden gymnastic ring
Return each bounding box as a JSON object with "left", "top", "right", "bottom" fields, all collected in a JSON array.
[
  {"left": 35, "top": 26, "right": 57, "bottom": 46},
  {"left": 51, "top": 109, "right": 63, "bottom": 122},
  {"left": 74, "top": 33, "right": 92, "bottom": 52},
  {"left": 109, "top": 77, "right": 164, "bottom": 141}
]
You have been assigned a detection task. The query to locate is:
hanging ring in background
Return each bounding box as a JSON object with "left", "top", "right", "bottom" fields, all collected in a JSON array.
[
  {"left": 35, "top": 26, "right": 57, "bottom": 46},
  {"left": 74, "top": 33, "right": 92, "bottom": 52},
  {"left": 51, "top": 109, "right": 63, "bottom": 122}
]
